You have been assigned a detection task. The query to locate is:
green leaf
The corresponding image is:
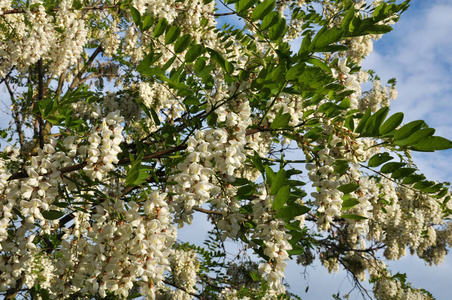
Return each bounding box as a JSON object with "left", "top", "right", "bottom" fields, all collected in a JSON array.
[
  {"left": 413, "top": 136, "right": 452, "bottom": 151},
  {"left": 348, "top": 16, "right": 362, "bottom": 34},
  {"left": 334, "top": 160, "right": 349, "bottom": 176},
  {"left": 130, "top": 6, "right": 142, "bottom": 29},
  {"left": 424, "top": 183, "right": 443, "bottom": 194},
  {"left": 265, "top": 165, "right": 275, "bottom": 185},
  {"left": 126, "top": 152, "right": 152, "bottom": 187},
  {"left": 276, "top": 204, "right": 310, "bottom": 218},
  {"left": 306, "top": 57, "right": 331, "bottom": 74},
  {"left": 141, "top": 67, "right": 165, "bottom": 77},
  {"left": 207, "top": 48, "right": 234, "bottom": 74},
  {"left": 41, "top": 210, "right": 65, "bottom": 220},
  {"left": 271, "top": 169, "right": 286, "bottom": 195},
  {"left": 153, "top": 18, "right": 168, "bottom": 38},
  {"left": 271, "top": 65, "right": 286, "bottom": 82},
  {"left": 341, "top": 198, "right": 360, "bottom": 211},
  {"left": 391, "top": 167, "right": 416, "bottom": 180},
  {"left": 298, "top": 32, "right": 311, "bottom": 57},
  {"left": 163, "top": 57, "right": 178, "bottom": 72},
  {"left": 341, "top": 214, "right": 367, "bottom": 220},
  {"left": 311, "top": 26, "right": 344, "bottom": 50},
  {"left": 405, "top": 128, "right": 435, "bottom": 146},
  {"left": 363, "top": 106, "right": 389, "bottom": 136},
  {"left": 252, "top": 0, "right": 276, "bottom": 21},
  {"left": 268, "top": 18, "right": 287, "bottom": 41},
  {"left": 414, "top": 180, "right": 435, "bottom": 191},
  {"left": 380, "top": 162, "right": 406, "bottom": 173},
  {"left": 355, "top": 108, "right": 371, "bottom": 134},
  {"left": 380, "top": 112, "right": 404, "bottom": 135},
  {"left": 174, "top": 34, "right": 192, "bottom": 53},
  {"left": 40, "top": 289, "right": 50, "bottom": 300},
  {"left": 402, "top": 174, "right": 425, "bottom": 184},
  {"left": 237, "top": 185, "right": 255, "bottom": 199},
  {"left": 364, "top": 24, "right": 393, "bottom": 34},
  {"left": 316, "top": 44, "right": 348, "bottom": 52},
  {"left": 270, "top": 108, "right": 291, "bottom": 129},
  {"left": 341, "top": 8, "right": 355, "bottom": 30},
  {"left": 251, "top": 151, "right": 265, "bottom": 174},
  {"left": 285, "top": 64, "right": 305, "bottom": 81},
  {"left": 185, "top": 44, "right": 204, "bottom": 63},
  {"left": 337, "top": 183, "right": 359, "bottom": 194},
  {"left": 142, "top": 15, "right": 154, "bottom": 32},
  {"left": 394, "top": 120, "right": 425, "bottom": 141},
  {"left": 149, "top": 107, "right": 161, "bottom": 126},
  {"left": 236, "top": 0, "right": 257, "bottom": 13},
  {"left": 206, "top": 112, "right": 217, "bottom": 126},
  {"left": 368, "top": 152, "right": 393, "bottom": 167},
  {"left": 72, "top": 0, "right": 82, "bottom": 9},
  {"left": 165, "top": 25, "right": 181, "bottom": 45},
  {"left": 261, "top": 11, "right": 280, "bottom": 30},
  {"left": 339, "top": 97, "right": 350, "bottom": 109},
  {"left": 272, "top": 185, "right": 290, "bottom": 210},
  {"left": 193, "top": 57, "right": 207, "bottom": 73}
]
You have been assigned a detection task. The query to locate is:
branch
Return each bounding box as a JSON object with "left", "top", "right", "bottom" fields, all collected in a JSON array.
[
  {"left": 194, "top": 207, "right": 222, "bottom": 215},
  {"left": 4, "top": 275, "right": 25, "bottom": 300},
  {"left": 67, "top": 45, "right": 102, "bottom": 92},
  {"left": 163, "top": 280, "right": 204, "bottom": 299},
  {"left": 37, "top": 58, "right": 45, "bottom": 149}
]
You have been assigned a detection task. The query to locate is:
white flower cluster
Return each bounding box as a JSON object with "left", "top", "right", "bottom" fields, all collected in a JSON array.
[
  {"left": 99, "top": 27, "right": 121, "bottom": 58},
  {"left": 170, "top": 100, "right": 251, "bottom": 225},
  {"left": 0, "top": 0, "right": 87, "bottom": 77},
  {"left": 0, "top": 4, "right": 53, "bottom": 76},
  {"left": 307, "top": 148, "right": 344, "bottom": 230},
  {"left": 131, "top": 0, "right": 178, "bottom": 23},
  {"left": 48, "top": 191, "right": 176, "bottom": 298},
  {"left": 82, "top": 111, "right": 124, "bottom": 181},
  {"left": 48, "top": 0, "right": 88, "bottom": 76},
  {"left": 373, "top": 277, "right": 431, "bottom": 300},
  {"left": 103, "top": 92, "right": 142, "bottom": 122},
  {"left": 23, "top": 254, "right": 55, "bottom": 291},
  {"left": 139, "top": 82, "right": 184, "bottom": 130},
  {"left": 0, "top": 138, "right": 72, "bottom": 290},
  {"left": 215, "top": 184, "right": 245, "bottom": 241},
  {"left": 359, "top": 80, "right": 397, "bottom": 112},
  {"left": 332, "top": 58, "right": 361, "bottom": 109},
  {"left": 167, "top": 249, "right": 199, "bottom": 299},
  {"left": 251, "top": 190, "right": 292, "bottom": 295}
]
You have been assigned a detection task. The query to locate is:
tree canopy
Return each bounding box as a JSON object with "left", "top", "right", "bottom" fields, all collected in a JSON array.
[{"left": 0, "top": 0, "right": 451, "bottom": 299}]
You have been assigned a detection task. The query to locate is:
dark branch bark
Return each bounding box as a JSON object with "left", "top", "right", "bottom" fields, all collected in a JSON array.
[
  {"left": 37, "top": 58, "right": 45, "bottom": 149},
  {"left": 68, "top": 45, "right": 102, "bottom": 92},
  {"left": 163, "top": 280, "right": 204, "bottom": 299},
  {"left": 4, "top": 275, "right": 25, "bottom": 300}
]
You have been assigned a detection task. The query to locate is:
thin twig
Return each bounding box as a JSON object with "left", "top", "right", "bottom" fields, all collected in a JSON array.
[
  {"left": 37, "top": 58, "right": 45, "bottom": 149},
  {"left": 163, "top": 280, "right": 204, "bottom": 299},
  {"left": 194, "top": 207, "right": 222, "bottom": 215}
]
